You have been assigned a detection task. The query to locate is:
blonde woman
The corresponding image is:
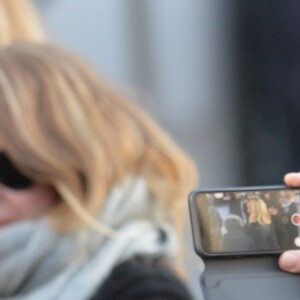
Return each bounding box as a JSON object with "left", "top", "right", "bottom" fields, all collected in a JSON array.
[
  {"left": 0, "top": 42, "right": 197, "bottom": 299},
  {"left": 0, "top": 0, "right": 45, "bottom": 46},
  {"left": 245, "top": 197, "right": 279, "bottom": 251}
]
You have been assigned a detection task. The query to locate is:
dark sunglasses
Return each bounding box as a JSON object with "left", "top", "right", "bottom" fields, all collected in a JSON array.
[{"left": 0, "top": 152, "right": 34, "bottom": 190}]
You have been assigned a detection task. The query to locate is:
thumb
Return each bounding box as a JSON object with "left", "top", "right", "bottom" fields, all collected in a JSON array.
[{"left": 279, "top": 251, "right": 300, "bottom": 273}]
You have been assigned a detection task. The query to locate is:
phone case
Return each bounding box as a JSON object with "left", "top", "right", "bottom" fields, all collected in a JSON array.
[
  {"left": 201, "top": 256, "right": 300, "bottom": 300},
  {"left": 188, "top": 185, "right": 300, "bottom": 300},
  {"left": 188, "top": 185, "right": 296, "bottom": 257}
]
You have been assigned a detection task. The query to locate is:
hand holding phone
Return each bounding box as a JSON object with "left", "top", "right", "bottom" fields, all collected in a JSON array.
[
  {"left": 189, "top": 184, "right": 300, "bottom": 300},
  {"left": 189, "top": 185, "right": 300, "bottom": 257},
  {"left": 279, "top": 172, "right": 300, "bottom": 273}
]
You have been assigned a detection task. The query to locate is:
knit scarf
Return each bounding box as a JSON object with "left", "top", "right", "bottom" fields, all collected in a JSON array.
[{"left": 0, "top": 177, "right": 177, "bottom": 300}]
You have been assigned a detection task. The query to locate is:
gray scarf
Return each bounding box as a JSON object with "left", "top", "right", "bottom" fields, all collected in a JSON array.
[{"left": 0, "top": 177, "right": 177, "bottom": 300}]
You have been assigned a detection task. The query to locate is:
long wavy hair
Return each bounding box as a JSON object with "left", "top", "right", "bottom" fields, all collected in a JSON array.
[
  {"left": 0, "top": 42, "right": 198, "bottom": 237},
  {"left": 247, "top": 198, "right": 271, "bottom": 225},
  {"left": 0, "top": 0, "right": 46, "bottom": 46}
]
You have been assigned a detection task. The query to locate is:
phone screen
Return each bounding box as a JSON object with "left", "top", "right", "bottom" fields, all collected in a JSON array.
[{"left": 190, "top": 187, "right": 300, "bottom": 255}]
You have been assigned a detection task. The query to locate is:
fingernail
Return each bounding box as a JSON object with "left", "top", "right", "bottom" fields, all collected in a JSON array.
[{"left": 282, "top": 253, "right": 298, "bottom": 270}]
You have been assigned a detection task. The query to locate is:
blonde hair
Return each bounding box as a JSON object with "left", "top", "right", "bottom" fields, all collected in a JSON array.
[
  {"left": 247, "top": 199, "right": 271, "bottom": 225},
  {"left": 0, "top": 42, "right": 197, "bottom": 237},
  {"left": 0, "top": 0, "right": 46, "bottom": 46}
]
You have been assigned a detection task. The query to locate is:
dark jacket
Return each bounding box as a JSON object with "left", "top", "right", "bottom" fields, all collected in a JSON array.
[
  {"left": 245, "top": 223, "right": 279, "bottom": 251},
  {"left": 91, "top": 257, "right": 194, "bottom": 300},
  {"left": 223, "top": 228, "right": 257, "bottom": 252}
]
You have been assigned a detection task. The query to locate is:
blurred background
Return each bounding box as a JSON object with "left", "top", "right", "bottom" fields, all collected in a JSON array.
[{"left": 33, "top": 0, "right": 300, "bottom": 298}]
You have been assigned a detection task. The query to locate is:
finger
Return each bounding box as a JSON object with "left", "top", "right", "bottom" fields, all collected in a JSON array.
[
  {"left": 283, "top": 172, "right": 300, "bottom": 187},
  {"left": 279, "top": 251, "right": 300, "bottom": 273}
]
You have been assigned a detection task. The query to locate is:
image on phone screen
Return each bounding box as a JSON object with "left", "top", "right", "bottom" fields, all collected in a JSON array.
[{"left": 190, "top": 187, "right": 300, "bottom": 255}]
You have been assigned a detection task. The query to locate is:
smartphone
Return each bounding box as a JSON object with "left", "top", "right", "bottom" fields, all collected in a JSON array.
[
  {"left": 189, "top": 185, "right": 300, "bottom": 300},
  {"left": 189, "top": 185, "right": 300, "bottom": 257}
]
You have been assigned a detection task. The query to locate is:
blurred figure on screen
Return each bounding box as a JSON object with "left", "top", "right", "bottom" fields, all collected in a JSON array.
[
  {"left": 278, "top": 190, "right": 298, "bottom": 248},
  {"left": 245, "top": 197, "right": 279, "bottom": 250},
  {"left": 223, "top": 214, "right": 256, "bottom": 252}
]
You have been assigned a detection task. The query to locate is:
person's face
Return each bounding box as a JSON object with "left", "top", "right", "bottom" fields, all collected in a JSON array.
[
  {"left": 0, "top": 183, "right": 56, "bottom": 227},
  {"left": 268, "top": 206, "right": 278, "bottom": 216},
  {"left": 0, "top": 142, "right": 57, "bottom": 227}
]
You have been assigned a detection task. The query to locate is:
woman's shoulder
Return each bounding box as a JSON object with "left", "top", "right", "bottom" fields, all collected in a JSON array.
[{"left": 90, "top": 256, "right": 194, "bottom": 300}]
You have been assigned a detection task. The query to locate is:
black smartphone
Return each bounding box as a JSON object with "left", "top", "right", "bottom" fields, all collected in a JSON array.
[
  {"left": 189, "top": 185, "right": 300, "bottom": 300},
  {"left": 189, "top": 185, "right": 300, "bottom": 257}
]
